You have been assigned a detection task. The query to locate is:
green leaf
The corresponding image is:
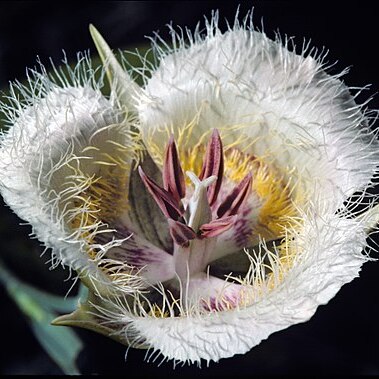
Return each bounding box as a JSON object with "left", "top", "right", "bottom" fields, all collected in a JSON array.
[
  {"left": 30, "top": 310, "right": 82, "bottom": 375},
  {"left": 0, "top": 260, "right": 86, "bottom": 313},
  {"left": 0, "top": 260, "right": 84, "bottom": 374}
]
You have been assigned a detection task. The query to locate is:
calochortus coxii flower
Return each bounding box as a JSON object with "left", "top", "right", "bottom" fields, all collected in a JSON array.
[{"left": 0, "top": 12, "right": 378, "bottom": 365}]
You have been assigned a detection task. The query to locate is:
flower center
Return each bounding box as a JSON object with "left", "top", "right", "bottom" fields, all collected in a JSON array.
[{"left": 138, "top": 129, "right": 253, "bottom": 282}]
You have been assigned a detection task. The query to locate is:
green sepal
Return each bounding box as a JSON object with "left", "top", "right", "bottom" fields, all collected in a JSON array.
[
  {"left": 52, "top": 288, "right": 148, "bottom": 349},
  {"left": 89, "top": 24, "right": 140, "bottom": 110}
]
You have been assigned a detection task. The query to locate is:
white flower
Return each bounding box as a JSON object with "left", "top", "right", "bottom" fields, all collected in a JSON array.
[{"left": 0, "top": 12, "right": 378, "bottom": 365}]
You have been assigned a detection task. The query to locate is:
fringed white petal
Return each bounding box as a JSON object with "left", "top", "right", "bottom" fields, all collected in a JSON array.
[
  {"left": 0, "top": 70, "right": 131, "bottom": 279},
  {"left": 117, "top": 211, "right": 369, "bottom": 363},
  {"left": 137, "top": 24, "right": 379, "bottom": 209}
]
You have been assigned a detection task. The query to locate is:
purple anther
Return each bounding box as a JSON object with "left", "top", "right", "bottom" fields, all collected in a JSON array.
[
  {"left": 138, "top": 166, "right": 183, "bottom": 220},
  {"left": 199, "top": 129, "right": 224, "bottom": 206},
  {"left": 217, "top": 173, "right": 253, "bottom": 218},
  {"left": 199, "top": 215, "right": 235, "bottom": 238},
  {"left": 163, "top": 135, "right": 186, "bottom": 202},
  {"left": 168, "top": 219, "right": 196, "bottom": 247}
]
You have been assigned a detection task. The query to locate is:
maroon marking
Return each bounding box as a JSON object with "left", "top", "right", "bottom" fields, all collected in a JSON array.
[
  {"left": 201, "top": 294, "right": 238, "bottom": 312},
  {"left": 217, "top": 173, "right": 253, "bottom": 218},
  {"left": 199, "top": 129, "right": 224, "bottom": 206},
  {"left": 199, "top": 215, "right": 236, "bottom": 238},
  {"left": 95, "top": 226, "right": 166, "bottom": 268},
  {"left": 168, "top": 219, "right": 196, "bottom": 248},
  {"left": 163, "top": 135, "right": 186, "bottom": 202},
  {"left": 138, "top": 166, "right": 183, "bottom": 220}
]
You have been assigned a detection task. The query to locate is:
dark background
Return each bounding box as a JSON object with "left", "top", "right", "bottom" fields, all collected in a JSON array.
[{"left": 0, "top": 1, "right": 379, "bottom": 376}]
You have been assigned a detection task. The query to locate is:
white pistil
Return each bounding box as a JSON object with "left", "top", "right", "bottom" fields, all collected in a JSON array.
[
  {"left": 173, "top": 237, "right": 216, "bottom": 286},
  {"left": 172, "top": 172, "right": 218, "bottom": 285},
  {"left": 185, "top": 171, "right": 217, "bottom": 232}
]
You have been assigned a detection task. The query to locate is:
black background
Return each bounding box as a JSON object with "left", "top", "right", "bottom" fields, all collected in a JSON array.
[{"left": 0, "top": 1, "right": 378, "bottom": 376}]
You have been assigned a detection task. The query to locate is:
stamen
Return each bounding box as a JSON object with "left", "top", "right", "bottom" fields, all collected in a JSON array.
[
  {"left": 199, "top": 215, "right": 236, "bottom": 238},
  {"left": 139, "top": 131, "right": 254, "bottom": 254},
  {"left": 138, "top": 166, "right": 183, "bottom": 220},
  {"left": 168, "top": 219, "right": 196, "bottom": 247},
  {"left": 199, "top": 129, "right": 224, "bottom": 206},
  {"left": 163, "top": 135, "right": 186, "bottom": 202},
  {"left": 217, "top": 173, "right": 253, "bottom": 218}
]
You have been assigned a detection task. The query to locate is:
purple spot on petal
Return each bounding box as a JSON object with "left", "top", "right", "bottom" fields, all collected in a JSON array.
[
  {"left": 202, "top": 293, "right": 239, "bottom": 312},
  {"left": 94, "top": 223, "right": 170, "bottom": 269}
]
